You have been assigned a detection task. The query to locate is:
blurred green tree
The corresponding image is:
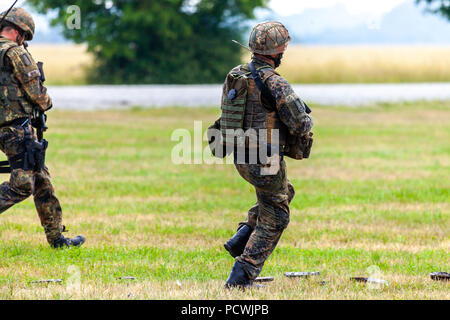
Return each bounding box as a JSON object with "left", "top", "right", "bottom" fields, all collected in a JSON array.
[
  {"left": 26, "top": 0, "right": 267, "bottom": 84},
  {"left": 417, "top": 0, "right": 450, "bottom": 20}
]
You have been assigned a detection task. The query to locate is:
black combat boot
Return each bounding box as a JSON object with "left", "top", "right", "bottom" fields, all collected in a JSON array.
[
  {"left": 225, "top": 261, "right": 253, "bottom": 289},
  {"left": 224, "top": 225, "right": 253, "bottom": 258},
  {"left": 51, "top": 235, "right": 86, "bottom": 248}
]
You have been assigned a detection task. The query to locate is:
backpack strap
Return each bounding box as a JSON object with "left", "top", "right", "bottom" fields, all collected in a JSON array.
[
  {"left": 248, "top": 62, "right": 277, "bottom": 108},
  {"left": 0, "top": 42, "right": 18, "bottom": 70}
]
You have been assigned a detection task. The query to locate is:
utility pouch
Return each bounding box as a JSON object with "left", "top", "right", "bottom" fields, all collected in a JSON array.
[
  {"left": 284, "top": 132, "right": 313, "bottom": 160},
  {"left": 22, "top": 124, "right": 48, "bottom": 172},
  {"left": 24, "top": 139, "right": 48, "bottom": 172},
  {"left": 207, "top": 118, "right": 227, "bottom": 158},
  {"left": 219, "top": 68, "right": 250, "bottom": 149}
]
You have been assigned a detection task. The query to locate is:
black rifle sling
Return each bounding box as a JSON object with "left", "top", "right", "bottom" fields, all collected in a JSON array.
[{"left": 248, "top": 62, "right": 276, "bottom": 109}]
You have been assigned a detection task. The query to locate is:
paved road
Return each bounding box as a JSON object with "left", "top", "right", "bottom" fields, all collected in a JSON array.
[{"left": 48, "top": 83, "right": 450, "bottom": 110}]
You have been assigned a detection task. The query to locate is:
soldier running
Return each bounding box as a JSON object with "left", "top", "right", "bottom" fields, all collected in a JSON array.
[
  {"left": 217, "top": 21, "right": 314, "bottom": 288},
  {"left": 0, "top": 7, "right": 85, "bottom": 248}
]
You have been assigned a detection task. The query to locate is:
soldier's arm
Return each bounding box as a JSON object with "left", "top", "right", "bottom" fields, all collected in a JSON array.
[
  {"left": 265, "top": 74, "right": 313, "bottom": 136},
  {"left": 6, "top": 46, "right": 52, "bottom": 112}
]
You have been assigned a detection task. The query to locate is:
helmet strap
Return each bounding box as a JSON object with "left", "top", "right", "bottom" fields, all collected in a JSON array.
[{"left": 15, "top": 32, "right": 25, "bottom": 45}]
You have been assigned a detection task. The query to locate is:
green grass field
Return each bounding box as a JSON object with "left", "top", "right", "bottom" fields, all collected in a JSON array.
[{"left": 0, "top": 101, "right": 448, "bottom": 300}]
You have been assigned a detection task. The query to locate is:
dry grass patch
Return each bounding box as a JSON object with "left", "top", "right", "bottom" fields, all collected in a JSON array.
[
  {"left": 27, "top": 44, "right": 93, "bottom": 85},
  {"left": 2, "top": 275, "right": 448, "bottom": 300},
  {"left": 276, "top": 45, "right": 450, "bottom": 83}
]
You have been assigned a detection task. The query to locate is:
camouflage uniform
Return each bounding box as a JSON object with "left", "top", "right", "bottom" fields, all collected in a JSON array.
[
  {"left": 0, "top": 9, "right": 63, "bottom": 244},
  {"left": 0, "top": 121, "right": 63, "bottom": 243},
  {"left": 224, "top": 22, "right": 313, "bottom": 281}
]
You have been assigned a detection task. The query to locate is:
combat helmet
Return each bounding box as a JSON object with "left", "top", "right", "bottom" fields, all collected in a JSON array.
[
  {"left": 0, "top": 8, "right": 35, "bottom": 41},
  {"left": 248, "top": 21, "right": 291, "bottom": 55}
]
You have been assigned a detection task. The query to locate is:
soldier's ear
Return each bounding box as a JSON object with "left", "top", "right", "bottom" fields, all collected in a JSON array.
[{"left": 16, "top": 31, "right": 25, "bottom": 45}]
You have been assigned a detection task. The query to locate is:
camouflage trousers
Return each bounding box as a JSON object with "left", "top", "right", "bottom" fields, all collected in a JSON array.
[
  {"left": 0, "top": 122, "right": 63, "bottom": 244},
  {"left": 234, "top": 158, "right": 295, "bottom": 280}
]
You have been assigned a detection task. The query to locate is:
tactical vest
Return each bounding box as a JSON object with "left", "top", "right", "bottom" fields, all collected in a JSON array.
[
  {"left": 220, "top": 63, "right": 287, "bottom": 149},
  {"left": 0, "top": 40, "right": 32, "bottom": 126}
]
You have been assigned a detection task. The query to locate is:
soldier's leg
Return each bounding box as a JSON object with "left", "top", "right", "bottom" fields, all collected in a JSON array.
[
  {"left": 0, "top": 124, "right": 34, "bottom": 213},
  {"left": 235, "top": 179, "right": 293, "bottom": 230},
  {"left": 236, "top": 160, "right": 291, "bottom": 279},
  {"left": 224, "top": 202, "right": 257, "bottom": 258},
  {"left": 0, "top": 168, "right": 34, "bottom": 213},
  {"left": 234, "top": 163, "right": 260, "bottom": 230},
  {"left": 29, "top": 124, "right": 84, "bottom": 248},
  {"left": 236, "top": 171, "right": 294, "bottom": 231},
  {"left": 33, "top": 166, "right": 63, "bottom": 244},
  {"left": 224, "top": 164, "right": 261, "bottom": 258},
  {"left": 225, "top": 177, "right": 294, "bottom": 258}
]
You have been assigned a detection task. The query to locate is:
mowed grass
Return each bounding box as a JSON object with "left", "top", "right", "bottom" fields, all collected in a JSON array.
[
  {"left": 27, "top": 44, "right": 450, "bottom": 85},
  {"left": 0, "top": 101, "right": 448, "bottom": 299}
]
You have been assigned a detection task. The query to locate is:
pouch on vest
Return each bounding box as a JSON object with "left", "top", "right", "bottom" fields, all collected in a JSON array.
[
  {"left": 284, "top": 132, "right": 313, "bottom": 160},
  {"left": 23, "top": 124, "right": 48, "bottom": 172},
  {"left": 219, "top": 69, "right": 250, "bottom": 150},
  {"left": 207, "top": 118, "right": 226, "bottom": 158}
]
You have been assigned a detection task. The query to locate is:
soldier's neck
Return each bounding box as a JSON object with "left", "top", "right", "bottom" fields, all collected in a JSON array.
[{"left": 252, "top": 55, "right": 276, "bottom": 69}]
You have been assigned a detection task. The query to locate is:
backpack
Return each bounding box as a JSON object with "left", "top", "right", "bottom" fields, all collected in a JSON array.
[{"left": 219, "top": 67, "right": 251, "bottom": 148}]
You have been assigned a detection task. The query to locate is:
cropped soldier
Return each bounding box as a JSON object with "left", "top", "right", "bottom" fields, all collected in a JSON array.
[
  {"left": 215, "top": 22, "right": 314, "bottom": 288},
  {"left": 0, "top": 7, "right": 85, "bottom": 248}
]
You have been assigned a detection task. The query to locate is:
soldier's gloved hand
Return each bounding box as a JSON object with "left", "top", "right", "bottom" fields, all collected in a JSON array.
[
  {"left": 305, "top": 113, "right": 314, "bottom": 128},
  {"left": 31, "top": 117, "right": 39, "bottom": 128},
  {"left": 301, "top": 132, "right": 314, "bottom": 159},
  {"left": 37, "top": 96, "right": 52, "bottom": 112}
]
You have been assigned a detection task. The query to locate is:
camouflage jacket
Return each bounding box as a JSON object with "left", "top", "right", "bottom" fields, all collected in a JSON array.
[
  {"left": 254, "top": 56, "right": 313, "bottom": 137},
  {"left": 223, "top": 56, "right": 313, "bottom": 147},
  {"left": 0, "top": 37, "right": 52, "bottom": 127}
]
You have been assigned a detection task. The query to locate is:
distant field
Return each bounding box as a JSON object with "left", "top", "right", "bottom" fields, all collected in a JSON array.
[
  {"left": 28, "top": 44, "right": 93, "bottom": 85},
  {"left": 277, "top": 45, "right": 450, "bottom": 83},
  {"left": 27, "top": 44, "right": 450, "bottom": 85},
  {"left": 0, "top": 101, "right": 448, "bottom": 299}
]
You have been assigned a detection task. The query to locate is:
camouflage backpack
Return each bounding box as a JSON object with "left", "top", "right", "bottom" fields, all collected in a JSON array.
[{"left": 219, "top": 67, "right": 252, "bottom": 148}]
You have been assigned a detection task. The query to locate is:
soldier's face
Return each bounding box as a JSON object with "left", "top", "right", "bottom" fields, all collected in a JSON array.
[{"left": 1, "top": 28, "right": 22, "bottom": 45}]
